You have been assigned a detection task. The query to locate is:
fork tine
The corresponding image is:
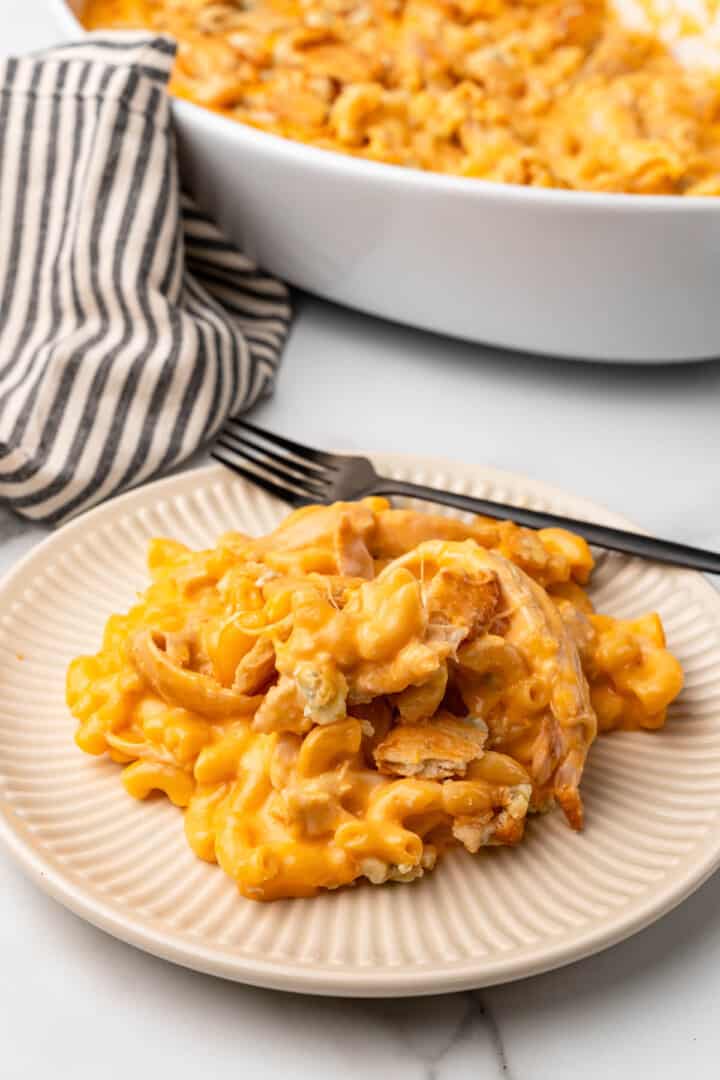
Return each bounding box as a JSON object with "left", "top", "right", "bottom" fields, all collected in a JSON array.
[
  {"left": 220, "top": 430, "right": 331, "bottom": 492},
  {"left": 225, "top": 417, "right": 342, "bottom": 470},
  {"left": 228, "top": 425, "right": 333, "bottom": 478},
  {"left": 214, "top": 436, "right": 328, "bottom": 499},
  {"left": 211, "top": 449, "right": 314, "bottom": 507},
  {"left": 212, "top": 436, "right": 328, "bottom": 498}
]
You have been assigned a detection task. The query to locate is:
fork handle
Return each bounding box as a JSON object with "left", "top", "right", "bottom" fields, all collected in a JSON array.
[{"left": 372, "top": 478, "right": 720, "bottom": 575}]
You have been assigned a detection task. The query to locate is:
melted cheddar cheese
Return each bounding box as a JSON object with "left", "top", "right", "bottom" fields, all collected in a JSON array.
[{"left": 68, "top": 500, "right": 684, "bottom": 900}]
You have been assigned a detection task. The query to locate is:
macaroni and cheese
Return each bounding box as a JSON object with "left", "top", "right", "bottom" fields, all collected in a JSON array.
[
  {"left": 67, "top": 500, "right": 684, "bottom": 900},
  {"left": 82, "top": 0, "right": 720, "bottom": 194}
]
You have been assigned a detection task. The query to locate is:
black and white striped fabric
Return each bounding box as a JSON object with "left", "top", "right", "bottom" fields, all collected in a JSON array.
[{"left": 0, "top": 33, "right": 291, "bottom": 524}]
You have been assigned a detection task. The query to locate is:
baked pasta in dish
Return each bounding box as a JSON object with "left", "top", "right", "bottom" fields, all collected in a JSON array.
[
  {"left": 82, "top": 0, "right": 720, "bottom": 194},
  {"left": 67, "top": 500, "right": 684, "bottom": 900}
]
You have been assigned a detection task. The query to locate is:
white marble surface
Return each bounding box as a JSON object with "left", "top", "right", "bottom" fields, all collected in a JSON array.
[{"left": 3, "top": 6, "right": 720, "bottom": 1078}]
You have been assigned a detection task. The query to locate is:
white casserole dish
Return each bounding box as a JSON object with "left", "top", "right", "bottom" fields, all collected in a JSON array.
[{"left": 54, "top": 0, "right": 720, "bottom": 362}]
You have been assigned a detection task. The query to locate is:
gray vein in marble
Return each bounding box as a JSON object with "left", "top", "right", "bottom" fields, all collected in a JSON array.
[
  {"left": 471, "top": 992, "right": 514, "bottom": 1078},
  {"left": 417, "top": 991, "right": 517, "bottom": 1080},
  {"left": 424, "top": 994, "right": 476, "bottom": 1080}
]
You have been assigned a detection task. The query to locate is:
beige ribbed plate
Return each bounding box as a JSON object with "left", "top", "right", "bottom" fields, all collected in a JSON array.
[{"left": 1, "top": 457, "right": 720, "bottom": 997}]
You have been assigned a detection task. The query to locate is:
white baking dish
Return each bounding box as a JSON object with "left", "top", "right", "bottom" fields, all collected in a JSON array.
[{"left": 53, "top": 0, "right": 720, "bottom": 362}]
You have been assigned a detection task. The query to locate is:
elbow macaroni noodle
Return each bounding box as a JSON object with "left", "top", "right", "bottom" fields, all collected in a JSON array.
[
  {"left": 68, "top": 499, "right": 684, "bottom": 900},
  {"left": 83, "top": 0, "right": 720, "bottom": 195}
]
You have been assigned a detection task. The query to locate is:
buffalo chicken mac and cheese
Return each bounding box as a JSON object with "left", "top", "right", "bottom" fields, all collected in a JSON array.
[
  {"left": 67, "top": 500, "right": 684, "bottom": 901},
  {"left": 83, "top": 0, "right": 720, "bottom": 194}
]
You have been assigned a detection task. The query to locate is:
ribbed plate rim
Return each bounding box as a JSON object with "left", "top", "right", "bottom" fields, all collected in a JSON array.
[{"left": 1, "top": 455, "right": 719, "bottom": 997}]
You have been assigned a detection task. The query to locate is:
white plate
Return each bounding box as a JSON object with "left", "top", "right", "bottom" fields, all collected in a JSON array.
[{"left": 1, "top": 457, "right": 719, "bottom": 997}]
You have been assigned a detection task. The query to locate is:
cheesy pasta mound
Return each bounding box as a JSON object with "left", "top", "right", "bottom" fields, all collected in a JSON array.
[
  {"left": 83, "top": 0, "right": 720, "bottom": 194},
  {"left": 68, "top": 500, "right": 684, "bottom": 900}
]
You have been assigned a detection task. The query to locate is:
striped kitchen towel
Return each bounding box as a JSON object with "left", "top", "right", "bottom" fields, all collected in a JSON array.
[{"left": 0, "top": 33, "right": 291, "bottom": 524}]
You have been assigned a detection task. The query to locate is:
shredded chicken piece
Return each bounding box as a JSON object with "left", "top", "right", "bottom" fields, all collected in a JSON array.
[
  {"left": 334, "top": 510, "right": 375, "bottom": 579},
  {"left": 131, "top": 630, "right": 261, "bottom": 718},
  {"left": 374, "top": 712, "right": 488, "bottom": 779},
  {"left": 425, "top": 566, "right": 501, "bottom": 639},
  {"left": 232, "top": 636, "right": 276, "bottom": 694},
  {"left": 371, "top": 509, "right": 499, "bottom": 559}
]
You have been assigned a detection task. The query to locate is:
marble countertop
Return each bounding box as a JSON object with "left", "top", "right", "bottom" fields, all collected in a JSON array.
[{"left": 3, "top": 7, "right": 720, "bottom": 1078}]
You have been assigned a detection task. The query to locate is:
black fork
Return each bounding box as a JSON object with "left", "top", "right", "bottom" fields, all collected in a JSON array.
[{"left": 212, "top": 419, "right": 720, "bottom": 574}]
